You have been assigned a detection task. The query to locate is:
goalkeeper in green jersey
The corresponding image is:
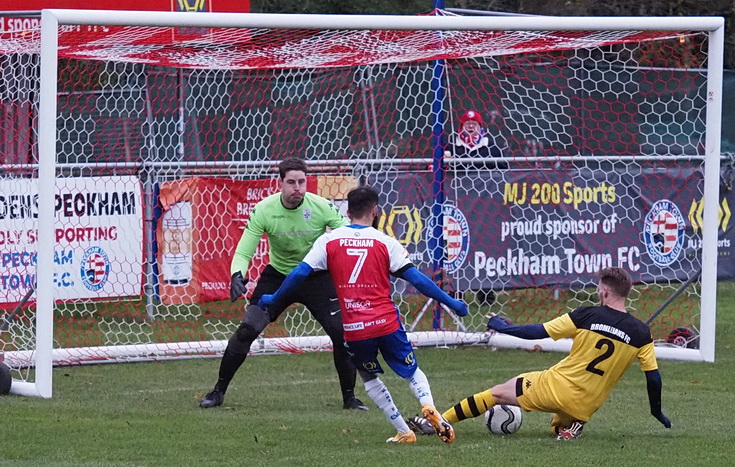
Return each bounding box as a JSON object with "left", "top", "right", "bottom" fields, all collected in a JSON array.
[{"left": 199, "top": 158, "right": 366, "bottom": 411}]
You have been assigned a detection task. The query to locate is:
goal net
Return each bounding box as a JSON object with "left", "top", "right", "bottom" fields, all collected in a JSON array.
[{"left": 0, "top": 10, "right": 724, "bottom": 397}]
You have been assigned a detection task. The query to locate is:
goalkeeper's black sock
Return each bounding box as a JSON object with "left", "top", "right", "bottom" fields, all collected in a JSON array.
[
  {"left": 443, "top": 389, "right": 495, "bottom": 424},
  {"left": 342, "top": 388, "right": 356, "bottom": 402},
  {"left": 214, "top": 348, "right": 248, "bottom": 393},
  {"left": 332, "top": 346, "right": 358, "bottom": 401}
]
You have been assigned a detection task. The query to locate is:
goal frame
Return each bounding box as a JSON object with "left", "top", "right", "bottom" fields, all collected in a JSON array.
[{"left": 16, "top": 10, "right": 725, "bottom": 397}]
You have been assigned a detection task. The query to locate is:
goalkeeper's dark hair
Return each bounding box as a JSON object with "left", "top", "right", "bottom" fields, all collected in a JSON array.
[
  {"left": 347, "top": 185, "right": 379, "bottom": 219},
  {"left": 278, "top": 157, "right": 308, "bottom": 179},
  {"left": 599, "top": 267, "right": 632, "bottom": 298}
]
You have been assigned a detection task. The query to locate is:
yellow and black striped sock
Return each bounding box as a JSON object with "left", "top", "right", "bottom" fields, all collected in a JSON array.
[{"left": 442, "top": 389, "right": 495, "bottom": 424}]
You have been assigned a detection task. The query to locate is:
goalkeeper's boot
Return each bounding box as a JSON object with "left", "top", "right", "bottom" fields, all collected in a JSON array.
[
  {"left": 421, "top": 405, "right": 455, "bottom": 444},
  {"left": 406, "top": 416, "right": 436, "bottom": 435},
  {"left": 556, "top": 420, "right": 585, "bottom": 440},
  {"left": 199, "top": 388, "right": 224, "bottom": 408},
  {"left": 385, "top": 431, "right": 417, "bottom": 443},
  {"left": 343, "top": 396, "right": 369, "bottom": 411}
]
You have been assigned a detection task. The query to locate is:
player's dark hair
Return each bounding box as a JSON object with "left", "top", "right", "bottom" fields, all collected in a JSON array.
[
  {"left": 347, "top": 185, "right": 379, "bottom": 219},
  {"left": 278, "top": 157, "right": 308, "bottom": 179},
  {"left": 599, "top": 267, "right": 632, "bottom": 298}
]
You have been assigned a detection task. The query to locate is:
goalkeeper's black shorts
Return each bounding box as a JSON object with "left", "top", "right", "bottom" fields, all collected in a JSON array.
[{"left": 249, "top": 264, "right": 341, "bottom": 324}]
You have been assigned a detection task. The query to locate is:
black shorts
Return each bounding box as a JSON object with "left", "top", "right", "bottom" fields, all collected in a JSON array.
[{"left": 249, "top": 264, "right": 340, "bottom": 323}]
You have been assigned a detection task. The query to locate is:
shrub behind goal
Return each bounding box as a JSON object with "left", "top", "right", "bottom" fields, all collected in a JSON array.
[{"left": 0, "top": 10, "right": 724, "bottom": 397}]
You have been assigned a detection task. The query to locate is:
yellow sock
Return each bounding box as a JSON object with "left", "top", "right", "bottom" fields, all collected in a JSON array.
[{"left": 442, "top": 389, "right": 496, "bottom": 424}]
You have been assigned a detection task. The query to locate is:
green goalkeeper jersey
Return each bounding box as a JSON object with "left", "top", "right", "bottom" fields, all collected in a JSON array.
[{"left": 231, "top": 192, "right": 348, "bottom": 276}]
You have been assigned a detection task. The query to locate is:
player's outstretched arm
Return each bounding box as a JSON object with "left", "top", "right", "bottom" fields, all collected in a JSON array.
[
  {"left": 400, "top": 267, "right": 468, "bottom": 316},
  {"left": 259, "top": 262, "right": 314, "bottom": 310},
  {"left": 486, "top": 314, "right": 549, "bottom": 339},
  {"left": 645, "top": 369, "right": 672, "bottom": 428}
]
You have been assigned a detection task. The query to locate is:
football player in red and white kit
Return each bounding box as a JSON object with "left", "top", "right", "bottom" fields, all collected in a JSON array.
[{"left": 260, "top": 186, "right": 469, "bottom": 444}]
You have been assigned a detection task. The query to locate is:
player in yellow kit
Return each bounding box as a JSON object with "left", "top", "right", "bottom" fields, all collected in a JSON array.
[{"left": 437, "top": 267, "right": 672, "bottom": 440}]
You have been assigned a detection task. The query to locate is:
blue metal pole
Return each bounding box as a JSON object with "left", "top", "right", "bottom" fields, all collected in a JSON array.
[{"left": 429, "top": 0, "right": 446, "bottom": 329}]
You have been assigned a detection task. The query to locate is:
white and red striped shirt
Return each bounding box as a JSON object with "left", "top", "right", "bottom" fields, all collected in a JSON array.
[{"left": 303, "top": 225, "right": 411, "bottom": 341}]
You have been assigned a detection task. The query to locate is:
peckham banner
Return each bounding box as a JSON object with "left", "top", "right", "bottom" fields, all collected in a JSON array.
[
  {"left": 371, "top": 166, "right": 735, "bottom": 291},
  {"left": 0, "top": 176, "right": 143, "bottom": 306},
  {"left": 155, "top": 176, "right": 319, "bottom": 304}
]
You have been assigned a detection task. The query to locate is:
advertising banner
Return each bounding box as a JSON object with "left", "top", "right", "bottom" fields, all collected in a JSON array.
[
  {"left": 0, "top": 0, "right": 249, "bottom": 15},
  {"left": 0, "top": 176, "right": 144, "bottom": 306},
  {"left": 156, "top": 176, "right": 318, "bottom": 304},
  {"left": 372, "top": 167, "right": 735, "bottom": 290}
]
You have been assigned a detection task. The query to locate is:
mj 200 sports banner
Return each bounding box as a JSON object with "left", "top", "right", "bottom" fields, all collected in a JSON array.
[{"left": 371, "top": 166, "right": 734, "bottom": 291}]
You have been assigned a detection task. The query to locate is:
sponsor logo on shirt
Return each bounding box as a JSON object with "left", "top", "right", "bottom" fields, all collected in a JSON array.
[
  {"left": 343, "top": 318, "right": 387, "bottom": 331},
  {"left": 344, "top": 298, "right": 371, "bottom": 311}
]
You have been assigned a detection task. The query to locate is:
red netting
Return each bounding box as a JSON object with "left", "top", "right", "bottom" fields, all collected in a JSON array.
[
  {"left": 3, "top": 24, "right": 691, "bottom": 69},
  {"left": 0, "top": 17, "right": 713, "bottom": 376}
]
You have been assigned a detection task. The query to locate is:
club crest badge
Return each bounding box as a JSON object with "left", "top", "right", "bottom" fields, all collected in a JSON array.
[
  {"left": 80, "top": 246, "right": 111, "bottom": 291},
  {"left": 643, "top": 199, "right": 686, "bottom": 267},
  {"left": 434, "top": 204, "right": 470, "bottom": 274}
]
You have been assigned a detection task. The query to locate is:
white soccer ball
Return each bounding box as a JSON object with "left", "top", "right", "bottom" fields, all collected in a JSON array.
[{"left": 484, "top": 404, "right": 523, "bottom": 435}]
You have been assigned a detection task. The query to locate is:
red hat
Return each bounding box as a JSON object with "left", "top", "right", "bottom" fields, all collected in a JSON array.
[{"left": 459, "top": 110, "right": 483, "bottom": 126}]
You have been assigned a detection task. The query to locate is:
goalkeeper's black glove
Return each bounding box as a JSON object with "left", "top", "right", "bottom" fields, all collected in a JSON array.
[
  {"left": 652, "top": 411, "right": 672, "bottom": 428},
  {"left": 230, "top": 272, "right": 249, "bottom": 302}
]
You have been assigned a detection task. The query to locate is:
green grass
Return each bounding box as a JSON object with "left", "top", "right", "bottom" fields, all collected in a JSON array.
[{"left": 3, "top": 283, "right": 735, "bottom": 466}]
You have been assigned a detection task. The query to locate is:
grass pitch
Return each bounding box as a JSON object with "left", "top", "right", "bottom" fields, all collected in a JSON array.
[{"left": 3, "top": 283, "right": 735, "bottom": 466}]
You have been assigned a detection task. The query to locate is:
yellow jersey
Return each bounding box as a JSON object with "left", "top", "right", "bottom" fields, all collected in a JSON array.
[{"left": 539, "top": 305, "right": 659, "bottom": 419}]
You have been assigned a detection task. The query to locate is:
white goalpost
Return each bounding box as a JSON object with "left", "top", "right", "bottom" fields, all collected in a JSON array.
[{"left": 0, "top": 10, "right": 724, "bottom": 397}]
